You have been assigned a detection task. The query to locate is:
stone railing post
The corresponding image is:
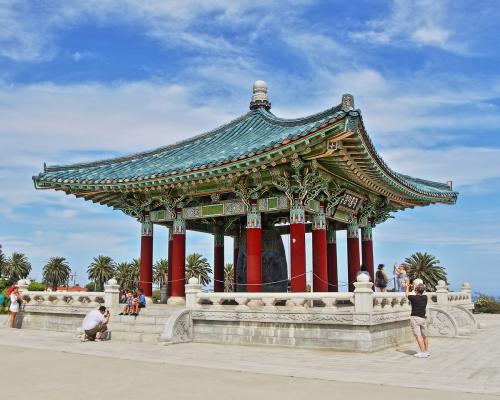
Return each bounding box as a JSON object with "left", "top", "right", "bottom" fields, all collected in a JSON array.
[
  {"left": 160, "top": 286, "right": 168, "bottom": 304},
  {"left": 461, "top": 281, "right": 473, "bottom": 304},
  {"left": 17, "top": 279, "right": 30, "bottom": 293},
  {"left": 185, "top": 277, "right": 202, "bottom": 309},
  {"left": 435, "top": 280, "right": 448, "bottom": 305},
  {"left": 104, "top": 278, "right": 120, "bottom": 308},
  {"left": 353, "top": 273, "right": 373, "bottom": 313}
]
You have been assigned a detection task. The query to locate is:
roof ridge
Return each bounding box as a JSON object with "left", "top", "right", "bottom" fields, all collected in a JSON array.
[{"left": 258, "top": 104, "right": 343, "bottom": 126}]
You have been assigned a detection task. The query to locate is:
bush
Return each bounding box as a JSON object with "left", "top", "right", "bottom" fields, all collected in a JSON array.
[
  {"left": 152, "top": 290, "right": 161, "bottom": 303},
  {"left": 85, "top": 282, "right": 102, "bottom": 292},
  {"left": 474, "top": 294, "right": 500, "bottom": 314},
  {"left": 0, "top": 279, "right": 9, "bottom": 291},
  {"left": 28, "top": 281, "right": 46, "bottom": 291}
]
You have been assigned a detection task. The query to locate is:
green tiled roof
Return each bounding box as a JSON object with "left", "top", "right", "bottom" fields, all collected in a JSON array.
[
  {"left": 33, "top": 100, "right": 457, "bottom": 205},
  {"left": 34, "top": 106, "right": 343, "bottom": 184}
]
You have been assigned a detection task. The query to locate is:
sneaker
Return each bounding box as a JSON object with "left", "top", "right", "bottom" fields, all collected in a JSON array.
[
  {"left": 414, "top": 352, "right": 427, "bottom": 358},
  {"left": 424, "top": 352, "right": 430, "bottom": 357}
]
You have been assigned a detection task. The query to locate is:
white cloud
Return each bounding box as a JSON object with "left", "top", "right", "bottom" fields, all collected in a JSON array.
[
  {"left": 380, "top": 146, "right": 500, "bottom": 187},
  {"left": 0, "top": 0, "right": 305, "bottom": 62},
  {"left": 350, "top": 0, "right": 469, "bottom": 54}
]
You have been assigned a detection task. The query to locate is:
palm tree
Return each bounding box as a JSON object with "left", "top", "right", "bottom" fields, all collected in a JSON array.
[
  {"left": 3, "top": 252, "right": 31, "bottom": 282},
  {"left": 185, "top": 253, "right": 212, "bottom": 286},
  {"left": 0, "top": 244, "right": 5, "bottom": 277},
  {"left": 153, "top": 258, "right": 169, "bottom": 288},
  {"left": 224, "top": 263, "right": 234, "bottom": 292},
  {"left": 42, "top": 257, "right": 71, "bottom": 290},
  {"left": 116, "top": 260, "right": 139, "bottom": 291},
  {"left": 87, "top": 255, "right": 116, "bottom": 291},
  {"left": 404, "top": 252, "right": 447, "bottom": 290}
]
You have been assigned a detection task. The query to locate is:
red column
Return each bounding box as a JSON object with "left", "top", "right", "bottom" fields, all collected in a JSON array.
[
  {"left": 327, "top": 224, "right": 338, "bottom": 292},
  {"left": 290, "top": 205, "right": 306, "bottom": 292},
  {"left": 361, "top": 226, "right": 374, "bottom": 282},
  {"left": 246, "top": 200, "right": 262, "bottom": 292},
  {"left": 139, "top": 215, "right": 153, "bottom": 297},
  {"left": 347, "top": 222, "right": 360, "bottom": 292},
  {"left": 214, "top": 230, "right": 224, "bottom": 292},
  {"left": 312, "top": 213, "right": 328, "bottom": 292},
  {"left": 170, "top": 208, "right": 186, "bottom": 300},
  {"left": 167, "top": 228, "right": 173, "bottom": 298},
  {"left": 233, "top": 234, "right": 240, "bottom": 291}
]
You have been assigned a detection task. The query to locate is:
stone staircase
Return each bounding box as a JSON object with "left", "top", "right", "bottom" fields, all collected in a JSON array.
[{"left": 108, "top": 304, "right": 185, "bottom": 344}]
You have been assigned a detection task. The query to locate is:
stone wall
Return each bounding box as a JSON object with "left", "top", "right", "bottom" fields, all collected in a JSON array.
[{"left": 193, "top": 319, "right": 412, "bottom": 352}]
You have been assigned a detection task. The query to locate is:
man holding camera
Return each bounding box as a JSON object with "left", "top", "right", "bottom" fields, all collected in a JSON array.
[
  {"left": 82, "top": 305, "right": 110, "bottom": 341},
  {"left": 405, "top": 282, "right": 430, "bottom": 358}
]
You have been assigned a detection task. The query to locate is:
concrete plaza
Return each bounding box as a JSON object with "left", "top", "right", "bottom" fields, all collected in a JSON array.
[{"left": 0, "top": 314, "right": 499, "bottom": 399}]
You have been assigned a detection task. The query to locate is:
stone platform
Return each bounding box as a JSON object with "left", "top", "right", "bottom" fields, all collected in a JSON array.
[{"left": 0, "top": 314, "right": 498, "bottom": 397}]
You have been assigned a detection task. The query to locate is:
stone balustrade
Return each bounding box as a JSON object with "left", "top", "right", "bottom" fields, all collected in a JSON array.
[
  {"left": 20, "top": 291, "right": 106, "bottom": 314},
  {"left": 194, "top": 291, "right": 355, "bottom": 312},
  {"left": 372, "top": 292, "right": 410, "bottom": 311},
  {"left": 18, "top": 278, "right": 120, "bottom": 315}
]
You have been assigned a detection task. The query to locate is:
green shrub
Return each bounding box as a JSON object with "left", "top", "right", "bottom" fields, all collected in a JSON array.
[
  {"left": 474, "top": 294, "right": 500, "bottom": 314},
  {"left": 152, "top": 290, "right": 161, "bottom": 304},
  {"left": 0, "top": 279, "right": 9, "bottom": 291},
  {"left": 28, "top": 281, "right": 46, "bottom": 291}
]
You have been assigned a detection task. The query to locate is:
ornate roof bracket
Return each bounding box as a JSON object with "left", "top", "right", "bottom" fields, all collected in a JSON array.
[
  {"left": 119, "top": 192, "right": 158, "bottom": 222},
  {"left": 156, "top": 188, "right": 187, "bottom": 219},
  {"left": 234, "top": 173, "right": 267, "bottom": 210},
  {"left": 372, "top": 197, "right": 396, "bottom": 226},
  {"left": 358, "top": 200, "right": 376, "bottom": 227},
  {"left": 271, "top": 156, "right": 328, "bottom": 207},
  {"left": 324, "top": 180, "right": 347, "bottom": 216}
]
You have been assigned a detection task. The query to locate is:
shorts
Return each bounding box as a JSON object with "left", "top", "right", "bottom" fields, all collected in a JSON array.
[
  {"left": 139, "top": 303, "right": 145, "bottom": 308},
  {"left": 410, "top": 316, "right": 427, "bottom": 337},
  {"left": 85, "top": 322, "right": 107, "bottom": 340}
]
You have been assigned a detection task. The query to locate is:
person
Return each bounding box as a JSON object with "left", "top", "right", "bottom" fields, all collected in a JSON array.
[
  {"left": 137, "top": 289, "right": 146, "bottom": 310},
  {"left": 405, "top": 283, "right": 429, "bottom": 358},
  {"left": 119, "top": 291, "right": 133, "bottom": 315},
  {"left": 356, "top": 264, "right": 371, "bottom": 280},
  {"left": 393, "top": 263, "right": 407, "bottom": 292},
  {"left": 375, "top": 264, "right": 388, "bottom": 292},
  {"left": 130, "top": 293, "right": 140, "bottom": 316},
  {"left": 8, "top": 285, "right": 21, "bottom": 328},
  {"left": 82, "top": 305, "right": 110, "bottom": 341}
]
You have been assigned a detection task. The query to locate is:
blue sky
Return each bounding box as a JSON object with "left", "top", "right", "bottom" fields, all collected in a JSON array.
[{"left": 1, "top": 0, "right": 499, "bottom": 294}]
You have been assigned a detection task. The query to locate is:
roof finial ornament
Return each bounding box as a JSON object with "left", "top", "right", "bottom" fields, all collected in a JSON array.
[
  {"left": 250, "top": 80, "right": 271, "bottom": 111},
  {"left": 342, "top": 94, "right": 354, "bottom": 111}
]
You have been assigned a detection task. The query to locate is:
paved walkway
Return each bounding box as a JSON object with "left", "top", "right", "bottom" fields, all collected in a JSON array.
[{"left": 0, "top": 314, "right": 499, "bottom": 399}]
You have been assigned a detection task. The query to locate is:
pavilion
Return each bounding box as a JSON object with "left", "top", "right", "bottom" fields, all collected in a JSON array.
[{"left": 33, "top": 81, "right": 458, "bottom": 303}]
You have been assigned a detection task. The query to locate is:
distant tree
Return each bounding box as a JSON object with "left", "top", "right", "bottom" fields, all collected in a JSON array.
[
  {"left": 185, "top": 253, "right": 212, "bottom": 286},
  {"left": 405, "top": 252, "right": 447, "bottom": 290},
  {"left": 116, "top": 260, "right": 139, "bottom": 291},
  {"left": 3, "top": 252, "right": 31, "bottom": 282},
  {"left": 153, "top": 258, "right": 169, "bottom": 288},
  {"left": 0, "top": 244, "right": 5, "bottom": 277},
  {"left": 224, "top": 263, "right": 234, "bottom": 292},
  {"left": 42, "top": 257, "right": 71, "bottom": 291},
  {"left": 41, "top": 258, "right": 68, "bottom": 290},
  {"left": 87, "top": 255, "right": 116, "bottom": 290},
  {"left": 85, "top": 282, "right": 97, "bottom": 292}
]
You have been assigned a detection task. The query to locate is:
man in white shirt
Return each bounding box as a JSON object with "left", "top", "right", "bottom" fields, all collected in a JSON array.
[{"left": 82, "top": 306, "right": 110, "bottom": 341}]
